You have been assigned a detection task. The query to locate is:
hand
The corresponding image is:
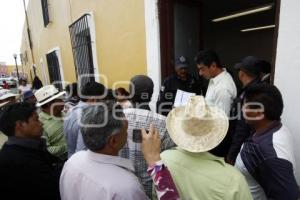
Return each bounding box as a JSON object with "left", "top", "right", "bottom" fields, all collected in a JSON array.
[{"left": 141, "top": 124, "right": 161, "bottom": 166}]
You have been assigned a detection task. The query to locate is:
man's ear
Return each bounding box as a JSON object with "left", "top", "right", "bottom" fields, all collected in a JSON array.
[
  {"left": 14, "top": 120, "right": 25, "bottom": 134},
  {"left": 238, "top": 70, "right": 244, "bottom": 79},
  {"left": 15, "top": 121, "right": 23, "bottom": 129},
  {"left": 107, "top": 135, "right": 118, "bottom": 149}
]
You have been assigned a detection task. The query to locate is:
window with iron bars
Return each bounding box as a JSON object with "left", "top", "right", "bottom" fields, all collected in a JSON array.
[{"left": 69, "top": 14, "right": 95, "bottom": 88}]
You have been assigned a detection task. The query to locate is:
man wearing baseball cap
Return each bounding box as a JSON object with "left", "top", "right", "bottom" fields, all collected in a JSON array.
[
  {"left": 22, "top": 90, "right": 37, "bottom": 104},
  {"left": 227, "top": 56, "right": 263, "bottom": 164},
  {"left": 157, "top": 56, "right": 202, "bottom": 116}
]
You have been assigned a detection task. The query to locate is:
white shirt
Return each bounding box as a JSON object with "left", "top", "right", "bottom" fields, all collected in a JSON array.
[
  {"left": 60, "top": 150, "right": 149, "bottom": 200},
  {"left": 235, "top": 154, "right": 267, "bottom": 200},
  {"left": 0, "top": 131, "right": 7, "bottom": 149},
  {"left": 18, "top": 84, "right": 31, "bottom": 94},
  {"left": 205, "top": 69, "right": 237, "bottom": 115}
]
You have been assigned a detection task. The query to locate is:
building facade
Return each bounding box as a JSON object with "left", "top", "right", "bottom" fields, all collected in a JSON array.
[{"left": 21, "top": 0, "right": 147, "bottom": 90}]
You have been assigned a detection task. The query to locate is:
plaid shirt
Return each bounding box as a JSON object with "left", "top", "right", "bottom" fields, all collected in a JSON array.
[{"left": 119, "top": 108, "right": 176, "bottom": 198}]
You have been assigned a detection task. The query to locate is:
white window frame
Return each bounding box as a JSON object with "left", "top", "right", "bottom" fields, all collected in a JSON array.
[
  {"left": 40, "top": 58, "right": 49, "bottom": 85},
  {"left": 144, "top": 0, "right": 162, "bottom": 109},
  {"left": 87, "top": 12, "right": 100, "bottom": 82}
]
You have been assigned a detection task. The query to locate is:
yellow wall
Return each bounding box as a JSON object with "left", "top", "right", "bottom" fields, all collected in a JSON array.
[
  {"left": 21, "top": 0, "right": 76, "bottom": 86},
  {"left": 0, "top": 65, "right": 25, "bottom": 78},
  {"left": 70, "top": 0, "right": 147, "bottom": 88},
  {"left": 20, "top": 22, "right": 34, "bottom": 82},
  {"left": 21, "top": 0, "right": 147, "bottom": 89},
  {"left": 5, "top": 65, "right": 23, "bottom": 74}
]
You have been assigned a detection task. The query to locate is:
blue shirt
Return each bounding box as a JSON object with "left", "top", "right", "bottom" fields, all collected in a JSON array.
[{"left": 63, "top": 101, "right": 88, "bottom": 158}]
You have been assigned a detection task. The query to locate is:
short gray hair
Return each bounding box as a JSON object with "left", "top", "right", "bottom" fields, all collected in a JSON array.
[{"left": 80, "top": 101, "right": 125, "bottom": 151}]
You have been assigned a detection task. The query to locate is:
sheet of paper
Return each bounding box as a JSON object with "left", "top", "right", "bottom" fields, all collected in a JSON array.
[{"left": 174, "top": 89, "right": 196, "bottom": 107}]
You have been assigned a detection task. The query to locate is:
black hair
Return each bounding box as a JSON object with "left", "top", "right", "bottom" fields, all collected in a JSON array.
[
  {"left": 80, "top": 82, "right": 107, "bottom": 102},
  {"left": 0, "top": 102, "right": 37, "bottom": 136},
  {"left": 244, "top": 84, "right": 283, "bottom": 121},
  {"left": 104, "top": 89, "right": 116, "bottom": 100},
  {"left": 32, "top": 76, "right": 43, "bottom": 90},
  {"left": 116, "top": 87, "right": 129, "bottom": 96},
  {"left": 195, "top": 49, "right": 222, "bottom": 68},
  {"left": 129, "top": 75, "right": 154, "bottom": 104},
  {"left": 19, "top": 79, "right": 27, "bottom": 85},
  {"left": 65, "top": 82, "right": 78, "bottom": 97},
  {"left": 41, "top": 101, "right": 52, "bottom": 109}
]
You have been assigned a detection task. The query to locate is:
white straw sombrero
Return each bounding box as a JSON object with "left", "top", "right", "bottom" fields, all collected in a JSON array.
[
  {"left": 166, "top": 96, "right": 229, "bottom": 153},
  {"left": 0, "top": 101, "right": 9, "bottom": 108},
  {"left": 0, "top": 90, "right": 19, "bottom": 108},
  {"left": 35, "top": 85, "right": 65, "bottom": 107},
  {"left": 0, "top": 89, "right": 19, "bottom": 101}
]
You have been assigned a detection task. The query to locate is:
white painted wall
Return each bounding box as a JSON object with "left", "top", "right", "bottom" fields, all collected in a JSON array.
[
  {"left": 144, "top": 0, "right": 161, "bottom": 111},
  {"left": 274, "top": 0, "right": 300, "bottom": 183},
  {"left": 87, "top": 12, "right": 100, "bottom": 83}
]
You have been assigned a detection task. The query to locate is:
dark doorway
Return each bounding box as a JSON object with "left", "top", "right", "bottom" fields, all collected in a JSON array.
[
  {"left": 46, "top": 51, "right": 62, "bottom": 90},
  {"left": 158, "top": 0, "right": 279, "bottom": 84},
  {"left": 158, "top": 0, "right": 202, "bottom": 79},
  {"left": 174, "top": 1, "right": 202, "bottom": 79}
]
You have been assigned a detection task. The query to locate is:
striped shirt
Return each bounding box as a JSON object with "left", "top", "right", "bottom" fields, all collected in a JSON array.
[{"left": 235, "top": 122, "right": 300, "bottom": 200}]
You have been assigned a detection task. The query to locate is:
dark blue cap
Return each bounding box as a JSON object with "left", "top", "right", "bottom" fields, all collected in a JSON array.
[
  {"left": 234, "top": 56, "right": 261, "bottom": 77},
  {"left": 23, "top": 90, "right": 34, "bottom": 100},
  {"left": 175, "top": 56, "right": 189, "bottom": 69}
]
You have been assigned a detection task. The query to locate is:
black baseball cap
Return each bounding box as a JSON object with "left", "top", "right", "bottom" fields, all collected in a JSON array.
[
  {"left": 23, "top": 90, "right": 34, "bottom": 100},
  {"left": 175, "top": 56, "right": 189, "bottom": 69},
  {"left": 235, "top": 56, "right": 261, "bottom": 77}
]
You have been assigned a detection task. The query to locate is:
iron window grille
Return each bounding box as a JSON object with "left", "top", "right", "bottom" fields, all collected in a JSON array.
[{"left": 69, "top": 14, "right": 95, "bottom": 88}]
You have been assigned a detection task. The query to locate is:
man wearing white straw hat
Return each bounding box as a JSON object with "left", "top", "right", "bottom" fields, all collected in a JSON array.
[
  {"left": 35, "top": 85, "right": 67, "bottom": 160},
  {"left": 0, "top": 89, "right": 19, "bottom": 107},
  {"left": 160, "top": 96, "right": 251, "bottom": 200},
  {"left": 0, "top": 90, "right": 20, "bottom": 149}
]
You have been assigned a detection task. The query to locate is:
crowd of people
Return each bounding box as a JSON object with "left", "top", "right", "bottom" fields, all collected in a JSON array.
[{"left": 0, "top": 49, "right": 299, "bottom": 200}]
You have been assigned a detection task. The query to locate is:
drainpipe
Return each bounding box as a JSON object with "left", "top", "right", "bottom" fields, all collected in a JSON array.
[{"left": 22, "top": 0, "right": 36, "bottom": 78}]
